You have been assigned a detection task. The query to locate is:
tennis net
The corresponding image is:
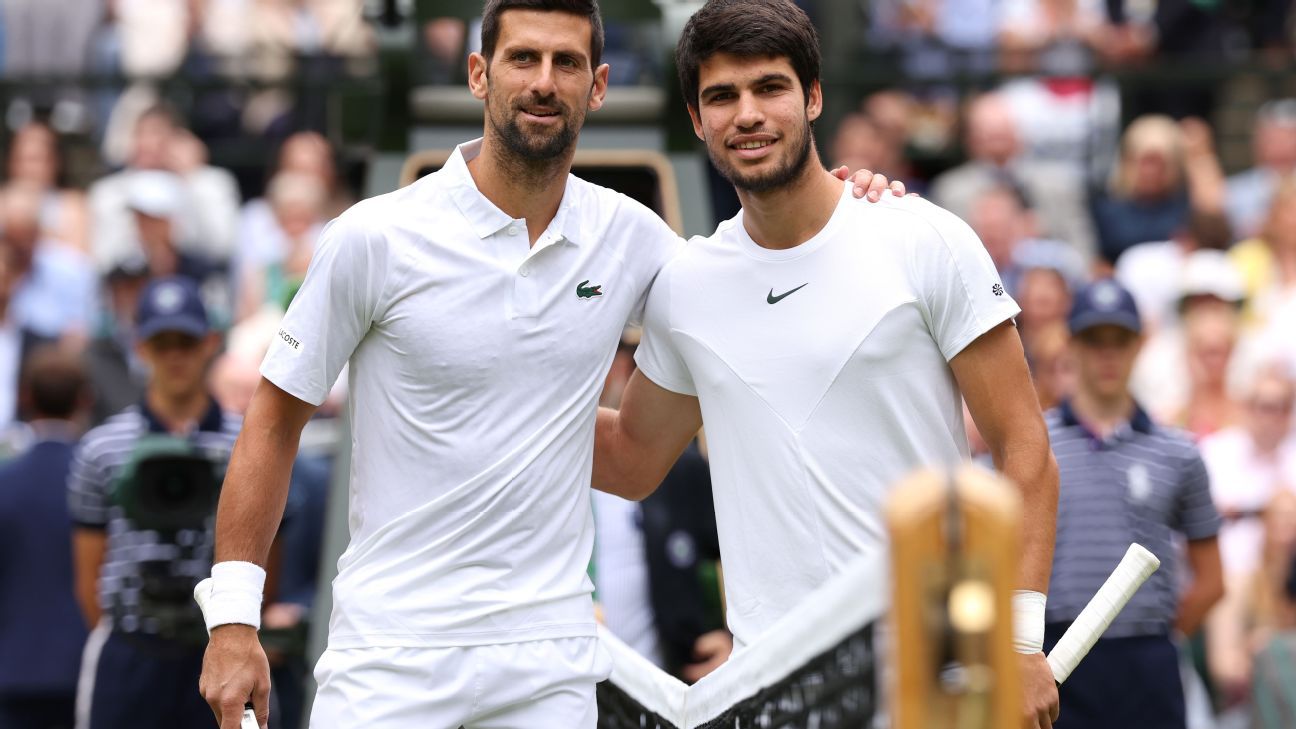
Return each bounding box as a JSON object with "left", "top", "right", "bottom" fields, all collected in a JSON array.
[{"left": 595, "top": 554, "right": 887, "bottom": 729}]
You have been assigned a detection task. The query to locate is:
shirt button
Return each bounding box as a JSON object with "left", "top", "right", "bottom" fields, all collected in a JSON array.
[
  {"left": 507, "top": 226, "right": 519, "bottom": 236},
  {"left": 519, "top": 265, "right": 530, "bottom": 277}
]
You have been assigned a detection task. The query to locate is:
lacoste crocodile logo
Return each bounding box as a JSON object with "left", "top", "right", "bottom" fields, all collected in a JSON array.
[
  {"left": 767, "top": 283, "right": 808, "bottom": 304},
  {"left": 577, "top": 280, "right": 603, "bottom": 299}
]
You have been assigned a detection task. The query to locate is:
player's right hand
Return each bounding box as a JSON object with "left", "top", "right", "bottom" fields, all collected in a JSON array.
[
  {"left": 200, "top": 624, "right": 271, "bottom": 729},
  {"left": 1020, "top": 651, "right": 1060, "bottom": 729}
]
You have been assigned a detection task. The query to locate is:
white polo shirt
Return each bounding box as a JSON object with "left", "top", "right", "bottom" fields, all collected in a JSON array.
[
  {"left": 635, "top": 186, "right": 1019, "bottom": 647},
  {"left": 261, "top": 139, "right": 682, "bottom": 648}
]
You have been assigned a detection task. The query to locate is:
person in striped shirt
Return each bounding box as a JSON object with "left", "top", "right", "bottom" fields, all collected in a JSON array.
[
  {"left": 68, "top": 276, "right": 242, "bottom": 729},
  {"left": 1044, "top": 278, "right": 1224, "bottom": 729}
]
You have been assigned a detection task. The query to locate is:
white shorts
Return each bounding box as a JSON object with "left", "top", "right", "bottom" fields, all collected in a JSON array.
[{"left": 308, "top": 637, "right": 612, "bottom": 729}]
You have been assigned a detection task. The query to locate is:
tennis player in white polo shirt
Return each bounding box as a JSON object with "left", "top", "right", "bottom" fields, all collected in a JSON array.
[
  {"left": 592, "top": 2, "right": 1061, "bottom": 728},
  {"left": 195, "top": 1, "right": 899, "bottom": 727}
]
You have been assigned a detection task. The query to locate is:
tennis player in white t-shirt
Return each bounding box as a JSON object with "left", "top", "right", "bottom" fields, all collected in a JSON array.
[
  {"left": 592, "top": 2, "right": 1061, "bottom": 728},
  {"left": 194, "top": 2, "right": 899, "bottom": 727}
]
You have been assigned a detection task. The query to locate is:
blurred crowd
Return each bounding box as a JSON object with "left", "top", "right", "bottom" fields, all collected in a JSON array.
[
  {"left": 0, "top": 1, "right": 1294, "bottom": 728},
  {"left": 839, "top": 86, "right": 1296, "bottom": 727}
]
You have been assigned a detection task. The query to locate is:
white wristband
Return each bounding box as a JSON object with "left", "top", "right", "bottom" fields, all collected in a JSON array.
[
  {"left": 202, "top": 561, "right": 265, "bottom": 632},
  {"left": 1012, "top": 590, "right": 1046, "bottom": 654}
]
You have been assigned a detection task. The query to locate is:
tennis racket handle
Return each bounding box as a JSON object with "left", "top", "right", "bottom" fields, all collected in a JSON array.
[
  {"left": 1046, "top": 543, "right": 1160, "bottom": 684},
  {"left": 242, "top": 705, "right": 258, "bottom": 729}
]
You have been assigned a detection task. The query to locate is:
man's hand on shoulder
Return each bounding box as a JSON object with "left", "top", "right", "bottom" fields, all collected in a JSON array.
[
  {"left": 1020, "top": 651, "right": 1060, "bottom": 729},
  {"left": 831, "top": 167, "right": 910, "bottom": 202}
]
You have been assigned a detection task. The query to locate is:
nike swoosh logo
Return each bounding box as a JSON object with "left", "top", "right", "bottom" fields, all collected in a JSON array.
[{"left": 767, "top": 283, "right": 808, "bottom": 304}]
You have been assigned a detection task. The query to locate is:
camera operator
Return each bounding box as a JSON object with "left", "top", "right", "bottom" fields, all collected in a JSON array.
[{"left": 68, "top": 276, "right": 241, "bottom": 729}]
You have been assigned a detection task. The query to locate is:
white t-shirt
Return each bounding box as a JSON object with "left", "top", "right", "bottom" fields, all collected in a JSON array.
[
  {"left": 261, "top": 139, "right": 682, "bottom": 648},
  {"left": 635, "top": 187, "right": 1019, "bottom": 647}
]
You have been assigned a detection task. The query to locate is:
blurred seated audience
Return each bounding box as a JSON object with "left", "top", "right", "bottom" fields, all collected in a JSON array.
[
  {"left": 1024, "top": 321, "right": 1075, "bottom": 409},
  {"left": 3, "top": 121, "right": 88, "bottom": 254},
  {"left": 1091, "top": 115, "right": 1227, "bottom": 266},
  {"left": 1179, "top": 301, "right": 1245, "bottom": 438},
  {"left": 1227, "top": 99, "right": 1296, "bottom": 242},
  {"left": 930, "top": 92, "right": 1096, "bottom": 260},
  {"left": 1207, "top": 486, "right": 1296, "bottom": 715},
  {"left": 88, "top": 103, "right": 240, "bottom": 275},
  {"left": 995, "top": 74, "right": 1121, "bottom": 185},
  {"left": 966, "top": 182, "right": 1037, "bottom": 288},
  {"left": 235, "top": 171, "right": 326, "bottom": 321},
  {"left": 1232, "top": 179, "right": 1296, "bottom": 335},
  {"left": 0, "top": 347, "right": 90, "bottom": 729},
  {"left": 0, "top": 183, "right": 96, "bottom": 346},
  {"left": 829, "top": 110, "right": 917, "bottom": 191},
  {"left": 1202, "top": 364, "right": 1296, "bottom": 589},
  {"left": 1117, "top": 212, "right": 1234, "bottom": 335},
  {"left": 1131, "top": 250, "right": 1250, "bottom": 431},
  {"left": 866, "top": 0, "right": 998, "bottom": 78},
  {"left": 1013, "top": 238, "right": 1085, "bottom": 347},
  {"left": 997, "top": 0, "right": 1110, "bottom": 75},
  {"left": 126, "top": 171, "right": 232, "bottom": 328}
]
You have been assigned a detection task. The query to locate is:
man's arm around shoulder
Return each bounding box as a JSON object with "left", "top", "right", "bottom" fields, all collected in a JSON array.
[
  {"left": 200, "top": 378, "right": 316, "bottom": 729},
  {"left": 594, "top": 370, "right": 702, "bottom": 501}
]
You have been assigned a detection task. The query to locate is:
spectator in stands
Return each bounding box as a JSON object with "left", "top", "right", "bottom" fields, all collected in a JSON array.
[
  {"left": 0, "top": 347, "right": 90, "bottom": 729},
  {"left": 1091, "top": 115, "right": 1227, "bottom": 266},
  {"left": 68, "top": 276, "right": 242, "bottom": 729},
  {"left": 1227, "top": 99, "right": 1296, "bottom": 241},
  {"left": 1178, "top": 302, "right": 1244, "bottom": 438},
  {"left": 1025, "top": 322, "right": 1075, "bottom": 410},
  {"left": 0, "top": 183, "right": 96, "bottom": 345},
  {"left": 865, "top": 0, "right": 999, "bottom": 78},
  {"left": 1130, "top": 249, "right": 1249, "bottom": 426},
  {"left": 88, "top": 103, "right": 240, "bottom": 275},
  {"left": 997, "top": 0, "right": 1109, "bottom": 75},
  {"left": 1232, "top": 179, "right": 1296, "bottom": 335},
  {"left": 829, "top": 112, "right": 915, "bottom": 191},
  {"left": 1044, "top": 278, "right": 1223, "bottom": 729},
  {"left": 967, "top": 182, "right": 1035, "bottom": 287},
  {"left": 1013, "top": 238, "right": 1085, "bottom": 348},
  {"left": 1117, "top": 211, "right": 1235, "bottom": 335},
  {"left": 83, "top": 257, "right": 150, "bottom": 426},
  {"left": 235, "top": 171, "right": 326, "bottom": 322},
  {"left": 127, "top": 171, "right": 233, "bottom": 328},
  {"left": 930, "top": 92, "right": 1096, "bottom": 260},
  {"left": 4, "top": 121, "right": 88, "bottom": 254},
  {"left": 1202, "top": 365, "right": 1296, "bottom": 710},
  {"left": 1246, "top": 489, "right": 1296, "bottom": 728}
]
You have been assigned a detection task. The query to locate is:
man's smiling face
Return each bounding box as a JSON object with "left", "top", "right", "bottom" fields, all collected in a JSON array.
[{"left": 478, "top": 9, "right": 607, "bottom": 161}]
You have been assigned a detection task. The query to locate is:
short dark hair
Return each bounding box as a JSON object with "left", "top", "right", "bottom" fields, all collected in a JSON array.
[
  {"left": 676, "top": 0, "right": 821, "bottom": 110},
  {"left": 480, "top": 0, "right": 605, "bottom": 70},
  {"left": 20, "top": 346, "right": 87, "bottom": 420}
]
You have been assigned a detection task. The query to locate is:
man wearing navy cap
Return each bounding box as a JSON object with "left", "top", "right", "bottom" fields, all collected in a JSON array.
[
  {"left": 1043, "top": 278, "right": 1223, "bottom": 729},
  {"left": 68, "top": 276, "right": 243, "bottom": 729}
]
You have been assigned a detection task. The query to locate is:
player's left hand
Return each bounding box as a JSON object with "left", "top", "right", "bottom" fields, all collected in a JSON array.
[
  {"left": 832, "top": 167, "right": 907, "bottom": 202},
  {"left": 1020, "top": 651, "right": 1060, "bottom": 729}
]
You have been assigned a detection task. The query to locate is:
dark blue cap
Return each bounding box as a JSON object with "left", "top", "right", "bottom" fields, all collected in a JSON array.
[
  {"left": 136, "top": 276, "right": 210, "bottom": 340},
  {"left": 1068, "top": 278, "right": 1141, "bottom": 335}
]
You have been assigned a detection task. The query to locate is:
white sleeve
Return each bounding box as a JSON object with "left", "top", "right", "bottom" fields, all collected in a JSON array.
[
  {"left": 907, "top": 201, "right": 1021, "bottom": 361},
  {"left": 633, "top": 263, "right": 696, "bottom": 396},
  {"left": 617, "top": 196, "right": 686, "bottom": 327},
  {"left": 260, "top": 210, "right": 391, "bottom": 406}
]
